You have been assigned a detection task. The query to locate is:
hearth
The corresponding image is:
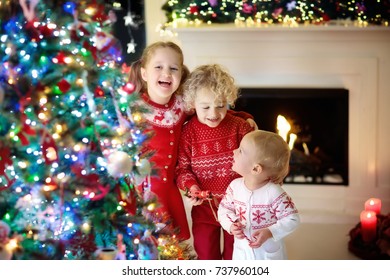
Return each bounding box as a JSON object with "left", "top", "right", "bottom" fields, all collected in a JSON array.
[{"left": 235, "top": 88, "right": 349, "bottom": 186}]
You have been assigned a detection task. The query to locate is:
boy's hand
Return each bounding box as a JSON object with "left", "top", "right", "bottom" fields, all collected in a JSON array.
[
  {"left": 248, "top": 228, "right": 272, "bottom": 248},
  {"left": 246, "top": 118, "right": 258, "bottom": 130},
  {"left": 185, "top": 185, "right": 204, "bottom": 206}
]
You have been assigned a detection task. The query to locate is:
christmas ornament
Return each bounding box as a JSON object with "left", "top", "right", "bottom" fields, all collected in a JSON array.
[
  {"left": 94, "top": 31, "right": 122, "bottom": 62},
  {"left": 208, "top": 0, "right": 218, "bottom": 7},
  {"left": 122, "top": 82, "right": 135, "bottom": 94},
  {"left": 122, "top": 0, "right": 141, "bottom": 54},
  {"left": 124, "top": 12, "right": 137, "bottom": 27},
  {"left": 65, "top": 231, "right": 97, "bottom": 259},
  {"left": 70, "top": 164, "right": 111, "bottom": 201},
  {"left": 138, "top": 230, "right": 159, "bottom": 260},
  {"left": 106, "top": 151, "right": 133, "bottom": 178},
  {"left": 0, "top": 146, "right": 15, "bottom": 189},
  {"left": 115, "top": 234, "right": 126, "bottom": 260},
  {"left": 63, "top": 1, "right": 76, "bottom": 15},
  {"left": 0, "top": 221, "right": 10, "bottom": 244},
  {"left": 137, "top": 158, "right": 151, "bottom": 176},
  {"left": 41, "top": 131, "right": 58, "bottom": 164},
  {"left": 127, "top": 40, "right": 136, "bottom": 54},
  {"left": 115, "top": 177, "right": 138, "bottom": 215}
]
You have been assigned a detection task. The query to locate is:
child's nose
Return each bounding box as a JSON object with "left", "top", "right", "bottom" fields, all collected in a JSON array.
[{"left": 161, "top": 68, "right": 171, "bottom": 76}]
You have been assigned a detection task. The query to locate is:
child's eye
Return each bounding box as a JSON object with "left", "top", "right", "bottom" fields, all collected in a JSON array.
[
  {"left": 170, "top": 67, "right": 178, "bottom": 71},
  {"left": 202, "top": 107, "right": 210, "bottom": 110},
  {"left": 217, "top": 105, "right": 225, "bottom": 109},
  {"left": 155, "top": 66, "right": 162, "bottom": 69}
]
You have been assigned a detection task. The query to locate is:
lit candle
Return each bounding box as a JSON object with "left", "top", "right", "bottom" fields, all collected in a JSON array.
[
  {"left": 360, "top": 210, "right": 377, "bottom": 242},
  {"left": 364, "top": 198, "right": 382, "bottom": 215}
]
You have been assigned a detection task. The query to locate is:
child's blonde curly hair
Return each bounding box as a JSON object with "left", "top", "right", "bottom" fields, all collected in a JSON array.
[{"left": 182, "top": 64, "right": 239, "bottom": 111}]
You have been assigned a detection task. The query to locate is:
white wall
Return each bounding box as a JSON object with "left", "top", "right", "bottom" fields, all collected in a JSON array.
[{"left": 144, "top": 0, "right": 174, "bottom": 44}]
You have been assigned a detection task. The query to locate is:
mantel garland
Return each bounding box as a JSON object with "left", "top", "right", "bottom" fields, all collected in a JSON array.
[{"left": 161, "top": 0, "right": 390, "bottom": 27}]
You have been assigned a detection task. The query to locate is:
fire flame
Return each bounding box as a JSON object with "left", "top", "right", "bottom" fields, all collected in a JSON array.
[{"left": 277, "top": 115, "right": 297, "bottom": 150}]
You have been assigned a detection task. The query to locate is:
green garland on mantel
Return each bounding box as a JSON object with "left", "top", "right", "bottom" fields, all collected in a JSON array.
[{"left": 161, "top": 0, "right": 390, "bottom": 27}]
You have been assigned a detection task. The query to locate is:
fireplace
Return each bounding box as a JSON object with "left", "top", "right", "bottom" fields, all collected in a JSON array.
[
  {"left": 171, "top": 25, "right": 390, "bottom": 214},
  {"left": 235, "top": 88, "right": 349, "bottom": 186}
]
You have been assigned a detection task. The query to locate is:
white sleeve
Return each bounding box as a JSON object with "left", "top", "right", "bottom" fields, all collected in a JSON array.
[
  {"left": 268, "top": 189, "right": 300, "bottom": 241},
  {"left": 217, "top": 185, "right": 238, "bottom": 234}
]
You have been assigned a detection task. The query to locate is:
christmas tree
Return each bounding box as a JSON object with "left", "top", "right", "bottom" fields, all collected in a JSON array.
[
  {"left": 162, "top": 0, "right": 390, "bottom": 26},
  {"left": 0, "top": 0, "right": 193, "bottom": 260}
]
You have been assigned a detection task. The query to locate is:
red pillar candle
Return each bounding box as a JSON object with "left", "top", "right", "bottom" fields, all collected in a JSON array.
[
  {"left": 360, "top": 210, "right": 377, "bottom": 242},
  {"left": 364, "top": 198, "right": 382, "bottom": 215}
]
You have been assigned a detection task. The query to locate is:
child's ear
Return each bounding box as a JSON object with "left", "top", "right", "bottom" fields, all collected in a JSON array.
[
  {"left": 252, "top": 164, "right": 262, "bottom": 174},
  {"left": 140, "top": 67, "right": 147, "bottom": 82}
]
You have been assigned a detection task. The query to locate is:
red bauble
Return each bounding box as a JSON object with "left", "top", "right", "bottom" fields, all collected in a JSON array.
[{"left": 57, "top": 79, "right": 71, "bottom": 93}]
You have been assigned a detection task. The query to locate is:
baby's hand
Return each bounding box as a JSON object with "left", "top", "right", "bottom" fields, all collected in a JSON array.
[
  {"left": 248, "top": 228, "right": 272, "bottom": 248},
  {"left": 230, "top": 222, "right": 246, "bottom": 239}
]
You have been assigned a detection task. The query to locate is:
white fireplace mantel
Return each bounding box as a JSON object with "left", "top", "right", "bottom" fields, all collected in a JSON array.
[{"left": 171, "top": 25, "right": 390, "bottom": 216}]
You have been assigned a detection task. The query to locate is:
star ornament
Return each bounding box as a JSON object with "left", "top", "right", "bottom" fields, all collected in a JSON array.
[
  {"left": 127, "top": 40, "right": 136, "bottom": 54},
  {"left": 124, "top": 12, "right": 138, "bottom": 28},
  {"left": 286, "top": 1, "right": 296, "bottom": 11}
]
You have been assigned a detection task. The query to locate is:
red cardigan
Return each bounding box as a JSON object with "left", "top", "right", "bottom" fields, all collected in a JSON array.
[{"left": 140, "top": 93, "right": 190, "bottom": 239}]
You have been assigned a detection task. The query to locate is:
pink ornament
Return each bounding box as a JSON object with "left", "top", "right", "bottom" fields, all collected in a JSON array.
[
  {"left": 242, "top": 3, "right": 255, "bottom": 14},
  {"left": 208, "top": 0, "right": 218, "bottom": 7}
]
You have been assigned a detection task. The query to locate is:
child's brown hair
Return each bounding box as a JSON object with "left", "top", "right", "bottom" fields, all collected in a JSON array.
[{"left": 128, "top": 41, "right": 189, "bottom": 95}]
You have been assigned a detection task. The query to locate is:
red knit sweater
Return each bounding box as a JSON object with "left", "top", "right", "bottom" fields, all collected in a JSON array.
[{"left": 176, "top": 113, "right": 254, "bottom": 199}]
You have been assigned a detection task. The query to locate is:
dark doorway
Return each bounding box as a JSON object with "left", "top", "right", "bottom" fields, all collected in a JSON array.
[{"left": 235, "top": 88, "right": 349, "bottom": 185}]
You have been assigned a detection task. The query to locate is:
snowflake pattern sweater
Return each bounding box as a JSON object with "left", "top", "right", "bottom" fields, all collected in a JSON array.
[
  {"left": 176, "top": 113, "right": 254, "bottom": 199},
  {"left": 218, "top": 178, "right": 300, "bottom": 259}
]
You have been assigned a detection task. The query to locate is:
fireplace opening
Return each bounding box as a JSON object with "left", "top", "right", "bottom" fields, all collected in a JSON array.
[{"left": 235, "top": 88, "right": 349, "bottom": 186}]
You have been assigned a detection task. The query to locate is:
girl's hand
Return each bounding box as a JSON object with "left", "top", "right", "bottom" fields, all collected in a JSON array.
[
  {"left": 248, "top": 228, "right": 272, "bottom": 248},
  {"left": 230, "top": 222, "right": 246, "bottom": 239}
]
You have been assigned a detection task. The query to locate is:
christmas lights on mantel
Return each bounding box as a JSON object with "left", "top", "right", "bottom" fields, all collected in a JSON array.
[{"left": 161, "top": 0, "right": 390, "bottom": 30}]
